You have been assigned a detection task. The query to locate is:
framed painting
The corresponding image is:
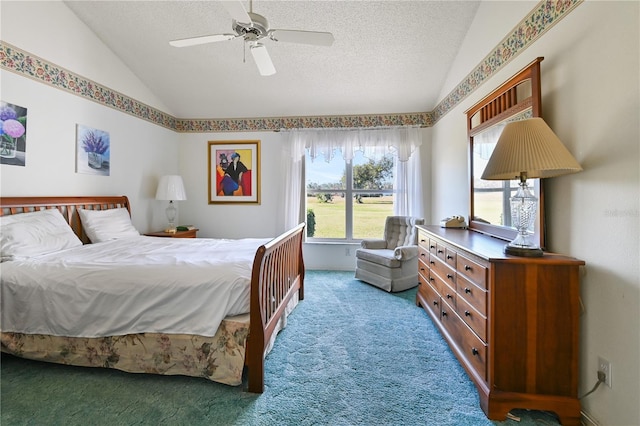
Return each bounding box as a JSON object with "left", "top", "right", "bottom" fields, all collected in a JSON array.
[
  {"left": 76, "top": 124, "right": 110, "bottom": 176},
  {"left": 1, "top": 101, "right": 27, "bottom": 167},
  {"left": 208, "top": 140, "right": 260, "bottom": 204}
]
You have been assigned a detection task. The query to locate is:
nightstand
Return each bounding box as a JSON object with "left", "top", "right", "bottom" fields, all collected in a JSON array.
[{"left": 145, "top": 229, "right": 198, "bottom": 238}]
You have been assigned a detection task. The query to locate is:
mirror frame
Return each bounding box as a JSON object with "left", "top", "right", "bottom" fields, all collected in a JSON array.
[{"left": 465, "top": 57, "right": 546, "bottom": 248}]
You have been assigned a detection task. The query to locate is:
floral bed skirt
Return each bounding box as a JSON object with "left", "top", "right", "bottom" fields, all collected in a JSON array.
[
  {"left": 1, "top": 293, "right": 299, "bottom": 387},
  {"left": 1, "top": 314, "right": 250, "bottom": 386}
]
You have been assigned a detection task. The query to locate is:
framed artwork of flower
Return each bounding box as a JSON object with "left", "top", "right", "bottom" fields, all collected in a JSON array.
[
  {"left": 208, "top": 140, "right": 260, "bottom": 204},
  {"left": 0, "top": 101, "right": 27, "bottom": 167},
  {"left": 76, "top": 124, "right": 110, "bottom": 176}
]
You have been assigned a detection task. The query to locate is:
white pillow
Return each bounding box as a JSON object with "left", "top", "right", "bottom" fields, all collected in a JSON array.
[
  {"left": 0, "top": 208, "right": 83, "bottom": 262},
  {"left": 78, "top": 207, "right": 140, "bottom": 243}
]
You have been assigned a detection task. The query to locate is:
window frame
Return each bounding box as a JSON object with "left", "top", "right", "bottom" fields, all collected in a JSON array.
[{"left": 305, "top": 152, "right": 395, "bottom": 243}]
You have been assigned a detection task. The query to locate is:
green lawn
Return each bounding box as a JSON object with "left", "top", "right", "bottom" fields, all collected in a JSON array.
[{"left": 307, "top": 195, "right": 394, "bottom": 239}]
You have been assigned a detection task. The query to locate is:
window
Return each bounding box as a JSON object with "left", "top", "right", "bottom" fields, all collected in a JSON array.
[{"left": 305, "top": 150, "right": 394, "bottom": 241}]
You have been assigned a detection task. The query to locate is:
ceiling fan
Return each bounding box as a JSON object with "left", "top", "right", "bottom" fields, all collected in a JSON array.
[{"left": 169, "top": 0, "right": 334, "bottom": 76}]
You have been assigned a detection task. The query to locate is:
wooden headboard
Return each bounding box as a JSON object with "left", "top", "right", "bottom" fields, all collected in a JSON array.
[{"left": 0, "top": 196, "right": 131, "bottom": 243}]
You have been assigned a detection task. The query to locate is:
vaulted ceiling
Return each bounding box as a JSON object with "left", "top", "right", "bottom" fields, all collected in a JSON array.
[{"left": 64, "top": 1, "right": 480, "bottom": 120}]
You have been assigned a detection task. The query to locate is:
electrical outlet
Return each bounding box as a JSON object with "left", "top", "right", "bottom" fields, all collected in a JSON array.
[{"left": 598, "top": 356, "right": 612, "bottom": 388}]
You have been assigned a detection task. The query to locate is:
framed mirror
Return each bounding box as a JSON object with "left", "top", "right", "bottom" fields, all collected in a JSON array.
[{"left": 465, "top": 58, "right": 546, "bottom": 248}]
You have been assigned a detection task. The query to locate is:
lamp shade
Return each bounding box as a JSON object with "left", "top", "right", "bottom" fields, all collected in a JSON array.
[
  {"left": 481, "top": 117, "right": 583, "bottom": 181},
  {"left": 155, "top": 175, "right": 187, "bottom": 201}
]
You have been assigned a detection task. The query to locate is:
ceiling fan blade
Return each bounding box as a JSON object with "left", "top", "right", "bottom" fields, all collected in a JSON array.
[
  {"left": 250, "top": 43, "right": 276, "bottom": 76},
  {"left": 222, "top": 0, "right": 252, "bottom": 25},
  {"left": 169, "top": 34, "right": 236, "bottom": 48},
  {"left": 269, "top": 29, "right": 334, "bottom": 46}
]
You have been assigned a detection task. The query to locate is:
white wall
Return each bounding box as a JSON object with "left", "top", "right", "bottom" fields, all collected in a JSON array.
[
  {"left": 0, "top": 1, "right": 172, "bottom": 114},
  {"left": 431, "top": 2, "right": 639, "bottom": 425},
  {"left": 177, "top": 131, "right": 286, "bottom": 239},
  {"left": 0, "top": 1, "right": 179, "bottom": 232}
]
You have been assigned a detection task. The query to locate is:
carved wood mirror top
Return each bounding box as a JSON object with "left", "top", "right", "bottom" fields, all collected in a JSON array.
[{"left": 465, "top": 57, "right": 545, "bottom": 248}]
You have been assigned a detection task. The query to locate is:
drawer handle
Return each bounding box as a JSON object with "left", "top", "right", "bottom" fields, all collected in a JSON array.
[
  {"left": 429, "top": 277, "right": 434, "bottom": 282},
  {"left": 442, "top": 311, "right": 448, "bottom": 317},
  {"left": 464, "top": 265, "right": 472, "bottom": 271},
  {"left": 437, "top": 249, "right": 444, "bottom": 254},
  {"left": 464, "top": 310, "right": 471, "bottom": 317},
  {"left": 420, "top": 267, "right": 426, "bottom": 272},
  {"left": 420, "top": 253, "right": 426, "bottom": 257},
  {"left": 432, "top": 300, "right": 438, "bottom": 306},
  {"left": 420, "top": 238, "right": 427, "bottom": 243},
  {"left": 430, "top": 245, "right": 436, "bottom": 250},
  {"left": 465, "top": 287, "right": 471, "bottom": 294},
  {"left": 447, "top": 255, "right": 453, "bottom": 260},
  {"left": 447, "top": 274, "right": 454, "bottom": 280},
  {"left": 471, "top": 348, "right": 479, "bottom": 356},
  {"left": 430, "top": 261, "right": 435, "bottom": 265}
]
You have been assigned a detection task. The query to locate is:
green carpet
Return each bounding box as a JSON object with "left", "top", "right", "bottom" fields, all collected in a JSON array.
[{"left": 1, "top": 270, "right": 561, "bottom": 425}]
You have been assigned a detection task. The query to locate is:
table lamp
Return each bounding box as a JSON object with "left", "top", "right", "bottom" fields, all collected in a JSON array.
[
  {"left": 481, "top": 117, "right": 582, "bottom": 257},
  {"left": 155, "top": 175, "right": 187, "bottom": 231}
]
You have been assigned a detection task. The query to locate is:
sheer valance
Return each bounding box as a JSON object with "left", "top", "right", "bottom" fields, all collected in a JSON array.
[
  {"left": 281, "top": 126, "right": 425, "bottom": 229},
  {"left": 285, "top": 126, "right": 422, "bottom": 163}
]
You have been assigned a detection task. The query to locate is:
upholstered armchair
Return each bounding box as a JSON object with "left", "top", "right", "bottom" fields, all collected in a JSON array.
[{"left": 355, "top": 216, "right": 425, "bottom": 292}]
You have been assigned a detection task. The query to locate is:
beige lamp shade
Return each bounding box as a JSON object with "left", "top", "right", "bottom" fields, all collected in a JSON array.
[
  {"left": 481, "top": 117, "right": 583, "bottom": 181},
  {"left": 155, "top": 175, "right": 187, "bottom": 201}
]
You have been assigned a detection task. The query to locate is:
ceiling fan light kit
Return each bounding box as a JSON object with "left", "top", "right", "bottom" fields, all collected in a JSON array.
[{"left": 169, "top": 0, "right": 334, "bottom": 76}]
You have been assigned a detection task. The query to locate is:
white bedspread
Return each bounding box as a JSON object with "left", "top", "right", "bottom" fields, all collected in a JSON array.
[{"left": 0, "top": 236, "right": 269, "bottom": 338}]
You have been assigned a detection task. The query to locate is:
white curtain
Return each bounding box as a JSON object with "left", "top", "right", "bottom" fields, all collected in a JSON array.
[
  {"left": 394, "top": 145, "right": 424, "bottom": 218},
  {"left": 282, "top": 134, "right": 307, "bottom": 230},
  {"left": 281, "top": 126, "right": 425, "bottom": 229}
]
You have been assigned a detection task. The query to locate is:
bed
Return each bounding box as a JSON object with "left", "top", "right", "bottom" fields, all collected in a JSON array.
[{"left": 0, "top": 195, "right": 305, "bottom": 393}]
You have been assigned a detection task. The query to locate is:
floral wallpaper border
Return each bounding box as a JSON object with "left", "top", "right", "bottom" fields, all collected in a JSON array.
[
  {"left": 432, "top": 0, "right": 582, "bottom": 123},
  {"left": 0, "top": 0, "right": 581, "bottom": 133}
]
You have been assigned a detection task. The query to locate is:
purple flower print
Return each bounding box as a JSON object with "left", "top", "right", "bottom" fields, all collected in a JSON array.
[
  {"left": 0, "top": 106, "right": 18, "bottom": 121},
  {"left": 3, "top": 119, "right": 25, "bottom": 138},
  {"left": 0, "top": 103, "right": 27, "bottom": 160},
  {"left": 82, "top": 131, "right": 109, "bottom": 154}
]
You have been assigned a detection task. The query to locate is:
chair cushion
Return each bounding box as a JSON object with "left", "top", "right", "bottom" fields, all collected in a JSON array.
[
  {"left": 355, "top": 248, "right": 401, "bottom": 268},
  {"left": 384, "top": 216, "right": 424, "bottom": 248}
]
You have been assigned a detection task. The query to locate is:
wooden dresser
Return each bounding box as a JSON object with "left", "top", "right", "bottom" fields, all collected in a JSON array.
[{"left": 416, "top": 225, "right": 584, "bottom": 425}]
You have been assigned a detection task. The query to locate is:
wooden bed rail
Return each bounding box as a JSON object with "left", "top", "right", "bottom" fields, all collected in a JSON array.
[{"left": 246, "top": 222, "right": 305, "bottom": 393}]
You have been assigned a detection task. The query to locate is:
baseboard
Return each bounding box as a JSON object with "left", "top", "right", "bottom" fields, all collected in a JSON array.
[{"left": 581, "top": 410, "right": 600, "bottom": 426}]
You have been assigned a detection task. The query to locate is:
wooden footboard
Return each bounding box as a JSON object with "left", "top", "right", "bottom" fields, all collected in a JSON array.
[{"left": 246, "top": 222, "right": 305, "bottom": 393}]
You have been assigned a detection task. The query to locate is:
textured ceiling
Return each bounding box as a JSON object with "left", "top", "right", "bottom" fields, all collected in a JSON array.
[{"left": 64, "top": 1, "right": 480, "bottom": 120}]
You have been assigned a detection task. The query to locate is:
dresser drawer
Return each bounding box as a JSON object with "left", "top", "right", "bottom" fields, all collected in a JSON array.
[
  {"left": 418, "top": 245, "right": 430, "bottom": 272},
  {"left": 441, "top": 300, "right": 487, "bottom": 382},
  {"left": 430, "top": 254, "right": 456, "bottom": 288},
  {"left": 456, "top": 273, "right": 487, "bottom": 315},
  {"left": 428, "top": 239, "right": 437, "bottom": 254},
  {"left": 418, "top": 276, "right": 441, "bottom": 320},
  {"left": 456, "top": 253, "right": 487, "bottom": 289},
  {"left": 431, "top": 271, "right": 454, "bottom": 307},
  {"left": 444, "top": 247, "right": 457, "bottom": 268},
  {"left": 418, "top": 233, "right": 430, "bottom": 249},
  {"left": 455, "top": 295, "right": 487, "bottom": 342},
  {"left": 435, "top": 242, "right": 448, "bottom": 262}
]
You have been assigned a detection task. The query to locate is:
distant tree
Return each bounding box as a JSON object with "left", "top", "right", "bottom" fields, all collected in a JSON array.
[
  {"left": 349, "top": 157, "right": 394, "bottom": 203},
  {"left": 316, "top": 193, "right": 333, "bottom": 203},
  {"left": 306, "top": 208, "right": 316, "bottom": 237}
]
